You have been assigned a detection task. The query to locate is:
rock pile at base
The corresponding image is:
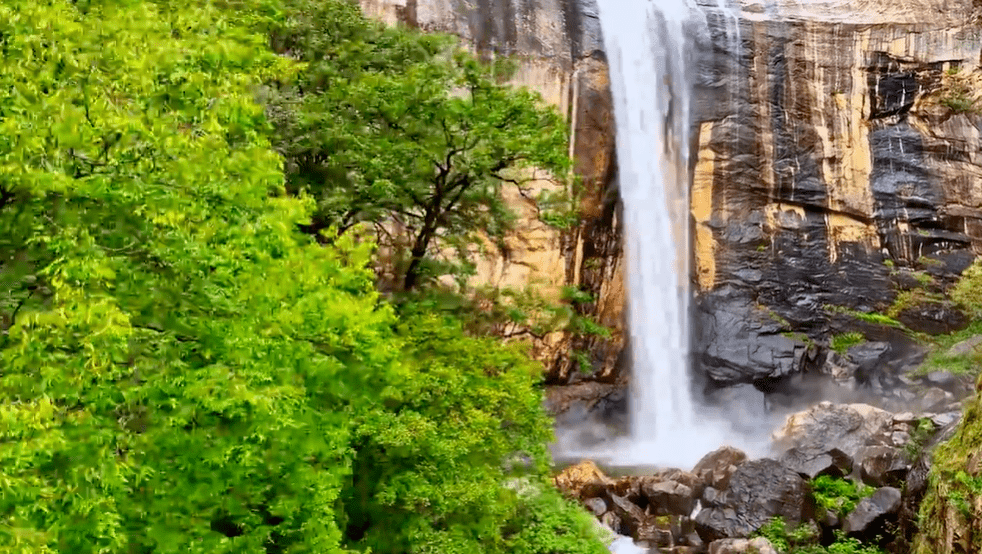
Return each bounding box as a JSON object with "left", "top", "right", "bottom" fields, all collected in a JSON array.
[{"left": 556, "top": 402, "right": 957, "bottom": 553}]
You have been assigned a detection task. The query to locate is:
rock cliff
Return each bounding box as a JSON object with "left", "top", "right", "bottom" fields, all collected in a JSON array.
[
  {"left": 358, "top": 0, "right": 982, "bottom": 396},
  {"left": 692, "top": 0, "right": 982, "bottom": 389}
]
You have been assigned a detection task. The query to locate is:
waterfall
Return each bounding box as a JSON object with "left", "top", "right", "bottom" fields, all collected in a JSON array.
[{"left": 596, "top": 0, "right": 743, "bottom": 468}]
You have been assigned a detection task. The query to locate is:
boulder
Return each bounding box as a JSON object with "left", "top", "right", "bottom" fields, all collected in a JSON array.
[
  {"left": 919, "top": 387, "right": 955, "bottom": 412},
  {"left": 554, "top": 460, "right": 612, "bottom": 499},
  {"left": 845, "top": 342, "right": 892, "bottom": 384},
  {"left": 642, "top": 479, "right": 697, "bottom": 516},
  {"left": 600, "top": 511, "right": 623, "bottom": 535},
  {"left": 780, "top": 446, "right": 853, "bottom": 479},
  {"left": 693, "top": 288, "right": 812, "bottom": 385},
  {"left": 843, "top": 487, "right": 902, "bottom": 538},
  {"left": 708, "top": 537, "right": 779, "bottom": 554},
  {"left": 694, "top": 459, "right": 812, "bottom": 542},
  {"left": 693, "top": 446, "right": 748, "bottom": 490},
  {"left": 609, "top": 494, "right": 647, "bottom": 538},
  {"left": 773, "top": 402, "right": 893, "bottom": 459},
  {"left": 857, "top": 446, "right": 908, "bottom": 487}
]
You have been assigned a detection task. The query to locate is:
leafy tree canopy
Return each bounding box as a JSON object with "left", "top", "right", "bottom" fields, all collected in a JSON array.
[
  {"left": 263, "top": 0, "right": 573, "bottom": 290},
  {"left": 0, "top": 1, "right": 603, "bottom": 553}
]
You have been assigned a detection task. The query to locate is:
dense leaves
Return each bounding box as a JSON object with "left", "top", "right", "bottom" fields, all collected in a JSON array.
[
  {"left": 0, "top": 1, "right": 603, "bottom": 552},
  {"left": 264, "top": 0, "right": 571, "bottom": 289}
]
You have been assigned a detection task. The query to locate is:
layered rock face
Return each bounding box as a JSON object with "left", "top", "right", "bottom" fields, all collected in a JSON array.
[
  {"left": 691, "top": 0, "right": 982, "bottom": 387},
  {"left": 360, "top": 0, "right": 982, "bottom": 398}
]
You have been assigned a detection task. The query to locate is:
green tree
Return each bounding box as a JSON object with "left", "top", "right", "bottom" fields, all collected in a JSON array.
[
  {"left": 0, "top": 1, "right": 604, "bottom": 553},
  {"left": 264, "top": 0, "right": 571, "bottom": 290}
]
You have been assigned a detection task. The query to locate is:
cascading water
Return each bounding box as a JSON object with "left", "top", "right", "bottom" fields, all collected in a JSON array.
[{"left": 594, "top": 0, "right": 746, "bottom": 468}]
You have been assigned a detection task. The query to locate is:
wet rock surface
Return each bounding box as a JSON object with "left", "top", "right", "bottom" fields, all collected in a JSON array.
[
  {"left": 843, "top": 486, "right": 903, "bottom": 538},
  {"left": 694, "top": 459, "right": 812, "bottom": 542},
  {"left": 556, "top": 401, "right": 955, "bottom": 552}
]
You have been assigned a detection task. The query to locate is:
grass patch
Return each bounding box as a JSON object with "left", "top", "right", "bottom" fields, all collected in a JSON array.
[
  {"left": 825, "top": 304, "right": 905, "bottom": 328},
  {"left": 887, "top": 289, "right": 945, "bottom": 319},
  {"left": 912, "top": 319, "right": 982, "bottom": 377},
  {"left": 942, "top": 91, "right": 976, "bottom": 113},
  {"left": 830, "top": 332, "right": 865, "bottom": 354}
]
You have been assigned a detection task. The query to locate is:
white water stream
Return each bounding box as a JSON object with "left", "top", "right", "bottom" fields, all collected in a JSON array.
[{"left": 593, "top": 0, "right": 750, "bottom": 469}]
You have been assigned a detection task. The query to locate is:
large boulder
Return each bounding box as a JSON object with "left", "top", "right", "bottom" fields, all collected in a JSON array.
[
  {"left": 857, "top": 446, "right": 909, "bottom": 487},
  {"left": 844, "top": 487, "right": 902, "bottom": 539},
  {"left": 554, "top": 460, "right": 612, "bottom": 499},
  {"left": 694, "top": 459, "right": 813, "bottom": 542},
  {"left": 773, "top": 402, "right": 894, "bottom": 459},
  {"left": 608, "top": 493, "right": 648, "bottom": 538},
  {"left": 780, "top": 446, "right": 854, "bottom": 479},
  {"left": 693, "top": 446, "right": 748, "bottom": 490},
  {"left": 694, "top": 287, "right": 813, "bottom": 385}
]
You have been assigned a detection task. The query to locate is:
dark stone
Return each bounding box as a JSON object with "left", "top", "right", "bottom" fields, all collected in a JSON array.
[
  {"left": 694, "top": 287, "right": 812, "bottom": 386},
  {"left": 843, "top": 487, "right": 902, "bottom": 538},
  {"left": 643, "top": 480, "right": 696, "bottom": 516},
  {"left": 857, "top": 446, "right": 909, "bottom": 487},
  {"left": 896, "top": 301, "right": 970, "bottom": 335},
  {"left": 609, "top": 494, "right": 646, "bottom": 538},
  {"left": 780, "top": 447, "right": 854, "bottom": 479},
  {"left": 845, "top": 342, "right": 891, "bottom": 384},
  {"left": 694, "top": 459, "right": 812, "bottom": 542}
]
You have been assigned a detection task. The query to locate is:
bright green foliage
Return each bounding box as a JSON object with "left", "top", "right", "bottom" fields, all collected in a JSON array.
[
  {"left": 754, "top": 517, "right": 819, "bottom": 552},
  {"left": 755, "top": 519, "right": 883, "bottom": 554},
  {"left": 811, "top": 476, "right": 874, "bottom": 517},
  {"left": 342, "top": 314, "right": 604, "bottom": 554},
  {"left": 952, "top": 259, "right": 982, "bottom": 317},
  {"left": 0, "top": 1, "right": 604, "bottom": 553},
  {"left": 830, "top": 332, "right": 865, "bottom": 354},
  {"left": 913, "top": 379, "right": 982, "bottom": 554},
  {"left": 263, "top": 0, "right": 571, "bottom": 290}
]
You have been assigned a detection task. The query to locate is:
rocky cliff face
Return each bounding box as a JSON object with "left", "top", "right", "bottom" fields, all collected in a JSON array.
[
  {"left": 691, "top": 0, "right": 982, "bottom": 389},
  {"left": 358, "top": 0, "right": 982, "bottom": 398}
]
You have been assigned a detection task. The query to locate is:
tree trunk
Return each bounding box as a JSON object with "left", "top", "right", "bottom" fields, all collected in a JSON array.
[{"left": 403, "top": 211, "right": 438, "bottom": 290}]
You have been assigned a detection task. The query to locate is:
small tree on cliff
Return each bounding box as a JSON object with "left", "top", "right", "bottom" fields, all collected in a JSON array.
[{"left": 265, "top": 0, "right": 572, "bottom": 289}]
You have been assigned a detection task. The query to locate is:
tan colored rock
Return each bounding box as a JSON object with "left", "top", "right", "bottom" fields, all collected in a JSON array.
[
  {"left": 554, "top": 460, "right": 613, "bottom": 499},
  {"left": 358, "top": 0, "right": 623, "bottom": 383}
]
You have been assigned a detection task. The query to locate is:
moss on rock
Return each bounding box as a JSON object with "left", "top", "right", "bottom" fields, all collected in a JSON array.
[{"left": 912, "top": 374, "right": 982, "bottom": 554}]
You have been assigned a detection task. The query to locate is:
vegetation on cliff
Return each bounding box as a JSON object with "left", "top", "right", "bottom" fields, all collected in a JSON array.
[
  {"left": 0, "top": 0, "right": 603, "bottom": 552},
  {"left": 912, "top": 376, "right": 982, "bottom": 554}
]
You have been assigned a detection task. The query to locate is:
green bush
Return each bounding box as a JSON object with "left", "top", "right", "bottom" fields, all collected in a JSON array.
[
  {"left": 812, "top": 476, "right": 874, "bottom": 517},
  {"left": 0, "top": 1, "right": 605, "bottom": 552},
  {"left": 754, "top": 519, "right": 883, "bottom": 554}
]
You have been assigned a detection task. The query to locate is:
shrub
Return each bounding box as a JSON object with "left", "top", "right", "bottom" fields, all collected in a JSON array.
[{"left": 811, "top": 476, "right": 874, "bottom": 517}]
